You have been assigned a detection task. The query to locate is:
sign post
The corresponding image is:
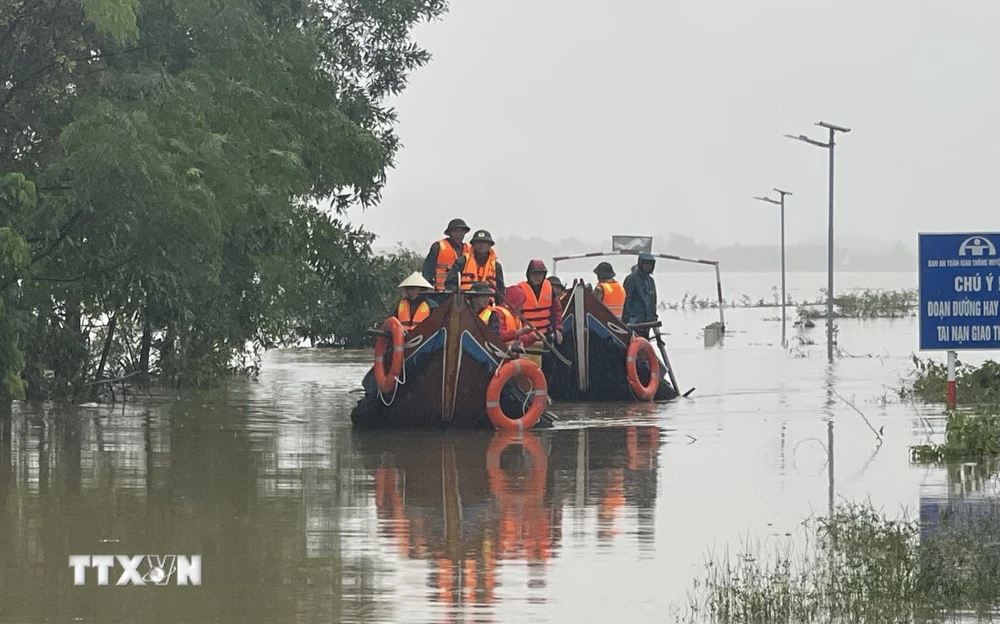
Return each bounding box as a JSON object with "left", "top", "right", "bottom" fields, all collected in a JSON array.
[
  {"left": 947, "top": 350, "right": 957, "bottom": 409},
  {"left": 918, "top": 232, "right": 1000, "bottom": 409}
]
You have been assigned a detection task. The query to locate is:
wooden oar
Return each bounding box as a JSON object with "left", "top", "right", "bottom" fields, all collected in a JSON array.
[{"left": 515, "top": 312, "right": 572, "bottom": 367}]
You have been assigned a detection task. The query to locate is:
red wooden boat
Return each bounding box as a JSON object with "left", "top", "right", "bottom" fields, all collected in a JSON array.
[
  {"left": 543, "top": 282, "right": 680, "bottom": 402},
  {"left": 351, "top": 293, "right": 556, "bottom": 430}
]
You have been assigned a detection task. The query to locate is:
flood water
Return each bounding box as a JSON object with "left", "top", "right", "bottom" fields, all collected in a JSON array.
[{"left": 0, "top": 271, "right": 980, "bottom": 623}]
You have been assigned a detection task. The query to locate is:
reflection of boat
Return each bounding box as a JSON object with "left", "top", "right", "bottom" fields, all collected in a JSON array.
[
  {"left": 355, "top": 424, "right": 663, "bottom": 612},
  {"left": 351, "top": 294, "right": 555, "bottom": 430},
  {"left": 544, "top": 283, "right": 678, "bottom": 402}
]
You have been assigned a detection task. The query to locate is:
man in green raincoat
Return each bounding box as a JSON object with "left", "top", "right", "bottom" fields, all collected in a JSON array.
[{"left": 622, "top": 252, "right": 658, "bottom": 338}]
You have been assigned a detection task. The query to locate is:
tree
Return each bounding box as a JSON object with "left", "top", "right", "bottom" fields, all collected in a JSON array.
[{"left": 1, "top": 0, "right": 447, "bottom": 400}]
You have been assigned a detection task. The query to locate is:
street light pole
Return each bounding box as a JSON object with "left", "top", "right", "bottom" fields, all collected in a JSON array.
[
  {"left": 753, "top": 189, "right": 792, "bottom": 347},
  {"left": 784, "top": 121, "right": 851, "bottom": 362}
]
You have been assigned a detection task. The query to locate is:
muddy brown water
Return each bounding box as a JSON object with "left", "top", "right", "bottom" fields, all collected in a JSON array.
[{"left": 0, "top": 272, "right": 982, "bottom": 623}]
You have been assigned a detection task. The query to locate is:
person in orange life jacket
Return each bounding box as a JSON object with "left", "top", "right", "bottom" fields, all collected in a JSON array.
[
  {"left": 516, "top": 259, "right": 563, "bottom": 344},
  {"left": 444, "top": 229, "right": 506, "bottom": 302},
  {"left": 421, "top": 218, "right": 471, "bottom": 292},
  {"left": 478, "top": 283, "right": 535, "bottom": 347},
  {"left": 394, "top": 272, "right": 439, "bottom": 332},
  {"left": 466, "top": 280, "right": 494, "bottom": 317},
  {"left": 592, "top": 262, "right": 625, "bottom": 317},
  {"left": 547, "top": 276, "right": 566, "bottom": 299}
]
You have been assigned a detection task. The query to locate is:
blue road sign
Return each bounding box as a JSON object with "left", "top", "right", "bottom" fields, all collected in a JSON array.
[{"left": 919, "top": 233, "right": 1000, "bottom": 350}]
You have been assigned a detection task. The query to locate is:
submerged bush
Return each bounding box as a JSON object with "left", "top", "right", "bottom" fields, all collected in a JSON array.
[
  {"left": 901, "top": 356, "right": 1000, "bottom": 405},
  {"left": 834, "top": 289, "right": 917, "bottom": 319},
  {"left": 911, "top": 408, "right": 1000, "bottom": 464},
  {"left": 678, "top": 501, "right": 1000, "bottom": 623}
]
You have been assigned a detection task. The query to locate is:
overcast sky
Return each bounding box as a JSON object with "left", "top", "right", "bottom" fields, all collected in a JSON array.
[{"left": 345, "top": 0, "right": 1000, "bottom": 250}]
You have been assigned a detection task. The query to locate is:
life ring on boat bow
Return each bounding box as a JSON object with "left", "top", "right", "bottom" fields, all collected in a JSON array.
[
  {"left": 373, "top": 316, "right": 405, "bottom": 393},
  {"left": 485, "top": 359, "right": 547, "bottom": 431},
  {"left": 625, "top": 336, "right": 660, "bottom": 401}
]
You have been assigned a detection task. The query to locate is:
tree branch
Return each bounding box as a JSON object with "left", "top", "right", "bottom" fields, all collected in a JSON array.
[{"left": 28, "top": 253, "right": 138, "bottom": 283}]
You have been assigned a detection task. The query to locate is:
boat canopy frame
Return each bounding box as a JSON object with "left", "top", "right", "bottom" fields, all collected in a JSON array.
[{"left": 551, "top": 250, "right": 725, "bottom": 330}]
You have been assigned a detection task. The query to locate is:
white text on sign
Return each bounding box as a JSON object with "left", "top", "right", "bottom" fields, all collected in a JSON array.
[
  {"left": 925, "top": 301, "right": 1000, "bottom": 318},
  {"left": 954, "top": 274, "right": 996, "bottom": 292},
  {"left": 935, "top": 326, "right": 1000, "bottom": 342},
  {"left": 927, "top": 259, "right": 1000, "bottom": 268}
]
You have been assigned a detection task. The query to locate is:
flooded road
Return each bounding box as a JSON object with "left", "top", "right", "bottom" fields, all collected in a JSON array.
[{"left": 0, "top": 271, "right": 972, "bottom": 623}]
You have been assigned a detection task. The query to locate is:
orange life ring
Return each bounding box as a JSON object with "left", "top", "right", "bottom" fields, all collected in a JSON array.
[
  {"left": 373, "top": 316, "right": 405, "bottom": 393},
  {"left": 486, "top": 431, "right": 548, "bottom": 501},
  {"left": 485, "top": 359, "right": 547, "bottom": 431},
  {"left": 626, "top": 336, "right": 660, "bottom": 401}
]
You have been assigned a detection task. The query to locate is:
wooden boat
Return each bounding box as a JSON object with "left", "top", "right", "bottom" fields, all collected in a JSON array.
[
  {"left": 350, "top": 293, "right": 556, "bottom": 430},
  {"left": 543, "top": 282, "right": 679, "bottom": 402}
]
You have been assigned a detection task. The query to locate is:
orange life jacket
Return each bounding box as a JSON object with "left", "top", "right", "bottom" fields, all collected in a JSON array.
[
  {"left": 519, "top": 280, "right": 552, "bottom": 334},
  {"left": 434, "top": 239, "right": 470, "bottom": 291},
  {"left": 481, "top": 305, "right": 520, "bottom": 345},
  {"left": 396, "top": 298, "right": 430, "bottom": 331},
  {"left": 598, "top": 280, "right": 626, "bottom": 317},
  {"left": 459, "top": 250, "right": 498, "bottom": 293}
]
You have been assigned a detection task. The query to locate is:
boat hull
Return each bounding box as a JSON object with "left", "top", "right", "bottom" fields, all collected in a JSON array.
[
  {"left": 351, "top": 295, "right": 555, "bottom": 429},
  {"left": 544, "top": 284, "right": 679, "bottom": 402}
]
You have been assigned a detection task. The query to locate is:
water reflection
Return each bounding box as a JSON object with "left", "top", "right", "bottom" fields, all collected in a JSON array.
[
  {"left": 0, "top": 401, "right": 662, "bottom": 624},
  {"left": 357, "top": 425, "right": 662, "bottom": 621}
]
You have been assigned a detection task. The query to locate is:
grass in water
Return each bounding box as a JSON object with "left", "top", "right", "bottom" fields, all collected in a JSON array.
[
  {"left": 677, "top": 502, "right": 1000, "bottom": 623},
  {"left": 662, "top": 287, "right": 916, "bottom": 317}
]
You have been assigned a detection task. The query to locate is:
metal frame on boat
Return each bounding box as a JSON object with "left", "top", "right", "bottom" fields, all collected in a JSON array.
[{"left": 551, "top": 249, "right": 726, "bottom": 331}]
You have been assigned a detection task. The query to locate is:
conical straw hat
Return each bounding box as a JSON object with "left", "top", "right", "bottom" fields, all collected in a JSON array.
[{"left": 398, "top": 271, "right": 434, "bottom": 289}]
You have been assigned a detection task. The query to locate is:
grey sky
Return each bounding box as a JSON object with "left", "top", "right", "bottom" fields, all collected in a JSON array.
[{"left": 346, "top": 0, "right": 1000, "bottom": 250}]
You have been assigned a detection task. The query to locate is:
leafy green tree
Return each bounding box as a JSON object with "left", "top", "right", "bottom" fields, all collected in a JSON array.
[{"left": 1, "top": 0, "right": 447, "bottom": 400}]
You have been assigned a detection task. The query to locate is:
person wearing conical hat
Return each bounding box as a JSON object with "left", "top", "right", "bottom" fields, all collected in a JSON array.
[
  {"left": 421, "top": 218, "right": 472, "bottom": 291},
  {"left": 592, "top": 262, "right": 625, "bottom": 317},
  {"left": 394, "top": 271, "right": 438, "bottom": 333},
  {"left": 445, "top": 229, "right": 505, "bottom": 303}
]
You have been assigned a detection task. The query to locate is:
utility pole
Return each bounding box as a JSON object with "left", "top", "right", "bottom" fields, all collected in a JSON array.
[
  {"left": 785, "top": 121, "right": 851, "bottom": 362},
  {"left": 753, "top": 189, "right": 793, "bottom": 347}
]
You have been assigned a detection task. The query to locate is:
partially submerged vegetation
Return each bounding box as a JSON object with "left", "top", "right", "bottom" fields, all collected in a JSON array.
[
  {"left": 902, "top": 356, "right": 1000, "bottom": 459},
  {"left": 902, "top": 357, "right": 1000, "bottom": 405},
  {"left": 834, "top": 288, "right": 917, "bottom": 318},
  {"left": 663, "top": 288, "right": 918, "bottom": 320},
  {"left": 911, "top": 408, "right": 1000, "bottom": 464},
  {"left": 677, "top": 502, "right": 1000, "bottom": 623}
]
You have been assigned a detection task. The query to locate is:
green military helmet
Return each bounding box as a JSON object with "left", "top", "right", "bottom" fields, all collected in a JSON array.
[
  {"left": 594, "top": 261, "right": 616, "bottom": 278},
  {"left": 470, "top": 230, "right": 495, "bottom": 245},
  {"left": 445, "top": 218, "right": 470, "bottom": 234},
  {"left": 466, "top": 281, "right": 495, "bottom": 295}
]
